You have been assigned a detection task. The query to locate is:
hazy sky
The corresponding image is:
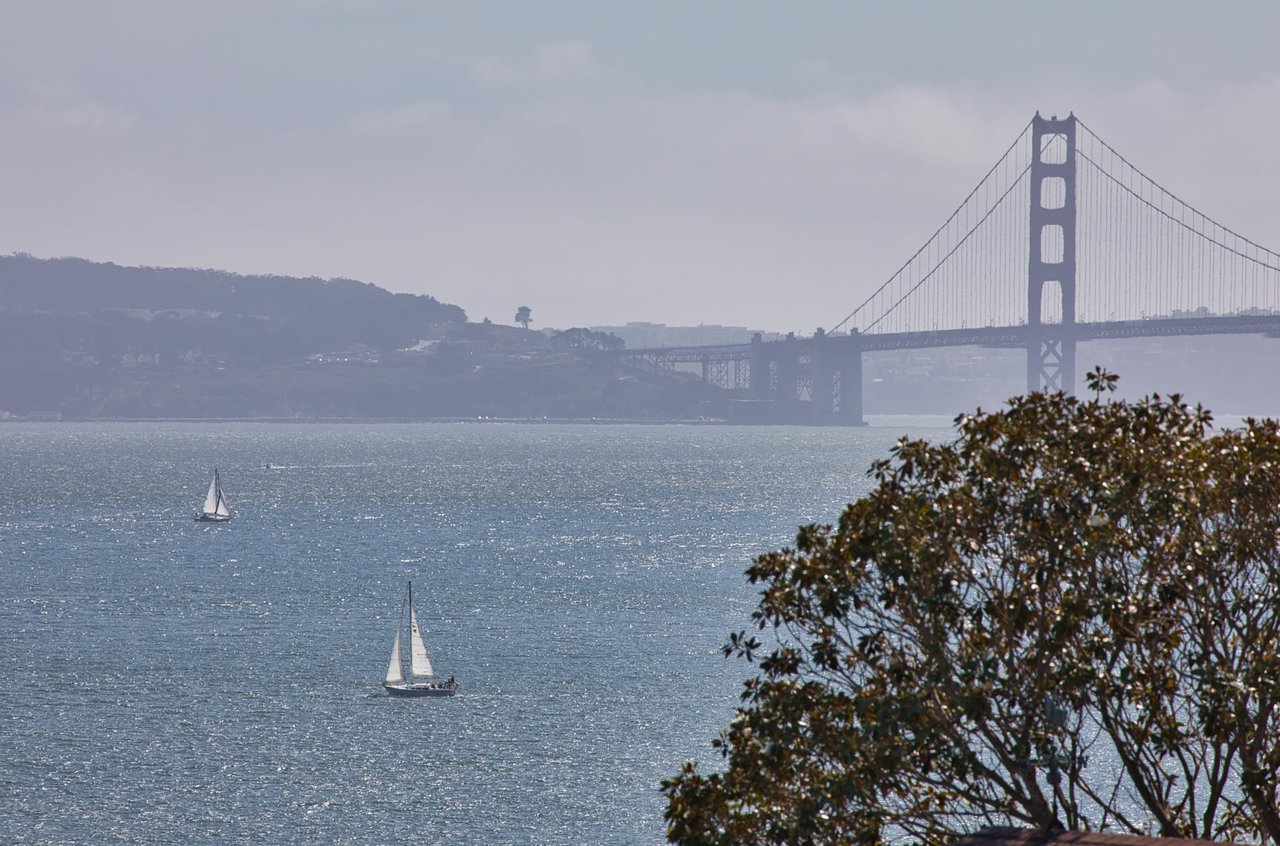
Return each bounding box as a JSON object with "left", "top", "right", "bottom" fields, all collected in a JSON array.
[{"left": 3, "top": 1, "right": 1280, "bottom": 331}]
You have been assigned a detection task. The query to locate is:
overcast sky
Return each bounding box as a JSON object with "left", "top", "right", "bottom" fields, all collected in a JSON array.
[{"left": 3, "top": 1, "right": 1280, "bottom": 331}]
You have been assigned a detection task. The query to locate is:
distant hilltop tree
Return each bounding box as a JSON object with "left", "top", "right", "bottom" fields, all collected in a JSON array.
[{"left": 515, "top": 305, "right": 532, "bottom": 330}]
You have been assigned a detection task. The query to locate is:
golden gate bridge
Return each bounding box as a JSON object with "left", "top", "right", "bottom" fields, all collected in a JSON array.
[{"left": 619, "top": 113, "right": 1280, "bottom": 424}]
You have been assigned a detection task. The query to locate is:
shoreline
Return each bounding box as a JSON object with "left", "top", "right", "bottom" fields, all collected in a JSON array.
[
  {"left": 0, "top": 414, "right": 955, "bottom": 427},
  {"left": 0, "top": 415, "right": 733, "bottom": 425}
]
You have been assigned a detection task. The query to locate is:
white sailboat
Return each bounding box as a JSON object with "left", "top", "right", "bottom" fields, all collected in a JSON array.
[
  {"left": 195, "top": 468, "right": 231, "bottom": 522},
  {"left": 383, "top": 581, "right": 457, "bottom": 697}
]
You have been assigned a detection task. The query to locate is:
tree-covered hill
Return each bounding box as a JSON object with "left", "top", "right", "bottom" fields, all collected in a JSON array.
[
  {"left": 0, "top": 253, "right": 721, "bottom": 421},
  {"left": 0, "top": 253, "right": 465, "bottom": 360}
]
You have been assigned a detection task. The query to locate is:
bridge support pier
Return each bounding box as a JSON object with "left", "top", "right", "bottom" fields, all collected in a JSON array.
[
  {"left": 829, "top": 349, "right": 863, "bottom": 425},
  {"left": 749, "top": 333, "right": 768, "bottom": 400},
  {"left": 777, "top": 333, "right": 800, "bottom": 408},
  {"left": 736, "top": 331, "right": 864, "bottom": 425},
  {"left": 813, "top": 343, "right": 833, "bottom": 421},
  {"left": 1027, "top": 334, "right": 1077, "bottom": 394},
  {"left": 811, "top": 330, "right": 862, "bottom": 424}
]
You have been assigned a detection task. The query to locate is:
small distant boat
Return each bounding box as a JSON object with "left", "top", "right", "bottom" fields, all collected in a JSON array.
[
  {"left": 195, "top": 469, "right": 231, "bottom": 522},
  {"left": 383, "top": 581, "right": 457, "bottom": 697}
]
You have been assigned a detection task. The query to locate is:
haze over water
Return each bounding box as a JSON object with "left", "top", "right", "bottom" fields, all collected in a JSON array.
[{"left": 1, "top": 420, "right": 943, "bottom": 844}]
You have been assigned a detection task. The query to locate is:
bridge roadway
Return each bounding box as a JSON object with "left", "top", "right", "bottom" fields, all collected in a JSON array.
[{"left": 617, "top": 314, "right": 1280, "bottom": 425}]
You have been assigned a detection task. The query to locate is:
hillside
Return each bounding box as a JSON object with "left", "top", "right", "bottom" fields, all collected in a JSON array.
[
  {"left": 0, "top": 253, "right": 466, "bottom": 360},
  {"left": 0, "top": 254, "right": 718, "bottom": 420}
]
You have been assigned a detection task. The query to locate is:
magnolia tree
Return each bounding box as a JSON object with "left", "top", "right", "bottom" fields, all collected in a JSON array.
[{"left": 664, "top": 370, "right": 1280, "bottom": 845}]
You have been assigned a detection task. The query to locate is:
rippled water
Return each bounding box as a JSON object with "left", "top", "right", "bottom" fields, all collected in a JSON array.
[{"left": 0, "top": 420, "right": 946, "bottom": 845}]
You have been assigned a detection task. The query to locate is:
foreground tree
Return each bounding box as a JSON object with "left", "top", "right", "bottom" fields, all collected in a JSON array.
[{"left": 664, "top": 371, "right": 1280, "bottom": 845}]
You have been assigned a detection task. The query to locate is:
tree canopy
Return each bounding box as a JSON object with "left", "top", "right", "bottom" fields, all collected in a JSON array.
[
  {"left": 515, "top": 305, "right": 533, "bottom": 329},
  {"left": 552, "top": 327, "right": 623, "bottom": 353},
  {"left": 664, "top": 370, "right": 1280, "bottom": 846}
]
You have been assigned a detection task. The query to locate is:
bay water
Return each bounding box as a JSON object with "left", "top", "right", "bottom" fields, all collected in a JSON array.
[{"left": 0, "top": 420, "right": 946, "bottom": 845}]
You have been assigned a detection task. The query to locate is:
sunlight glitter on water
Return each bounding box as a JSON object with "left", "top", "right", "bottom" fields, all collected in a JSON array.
[{"left": 0, "top": 420, "right": 948, "bottom": 845}]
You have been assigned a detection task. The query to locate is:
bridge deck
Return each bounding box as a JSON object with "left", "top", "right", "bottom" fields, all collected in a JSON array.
[{"left": 619, "top": 315, "right": 1280, "bottom": 361}]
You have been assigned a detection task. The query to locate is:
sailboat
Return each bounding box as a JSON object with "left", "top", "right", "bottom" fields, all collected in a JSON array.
[
  {"left": 383, "top": 581, "right": 458, "bottom": 697},
  {"left": 195, "top": 469, "right": 231, "bottom": 522}
]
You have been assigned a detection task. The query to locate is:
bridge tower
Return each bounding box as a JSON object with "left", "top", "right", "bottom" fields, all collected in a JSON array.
[{"left": 1027, "top": 113, "right": 1078, "bottom": 393}]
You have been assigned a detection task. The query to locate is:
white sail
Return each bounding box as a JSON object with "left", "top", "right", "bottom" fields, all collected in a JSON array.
[
  {"left": 202, "top": 475, "right": 220, "bottom": 515},
  {"left": 385, "top": 628, "right": 404, "bottom": 683},
  {"left": 214, "top": 488, "right": 230, "bottom": 518},
  {"left": 408, "top": 606, "right": 434, "bottom": 678}
]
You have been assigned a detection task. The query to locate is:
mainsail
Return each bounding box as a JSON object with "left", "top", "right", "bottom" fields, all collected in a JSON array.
[{"left": 409, "top": 604, "right": 434, "bottom": 677}]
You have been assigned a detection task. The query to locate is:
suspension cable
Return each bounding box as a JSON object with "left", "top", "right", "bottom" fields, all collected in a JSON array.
[
  {"left": 863, "top": 164, "right": 1032, "bottom": 332},
  {"left": 830, "top": 117, "right": 1035, "bottom": 333},
  {"left": 1076, "top": 148, "right": 1280, "bottom": 274},
  {"left": 1075, "top": 117, "right": 1280, "bottom": 264}
]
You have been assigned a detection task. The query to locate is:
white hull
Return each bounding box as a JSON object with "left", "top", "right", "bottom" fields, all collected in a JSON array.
[{"left": 382, "top": 679, "right": 458, "bottom": 698}]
